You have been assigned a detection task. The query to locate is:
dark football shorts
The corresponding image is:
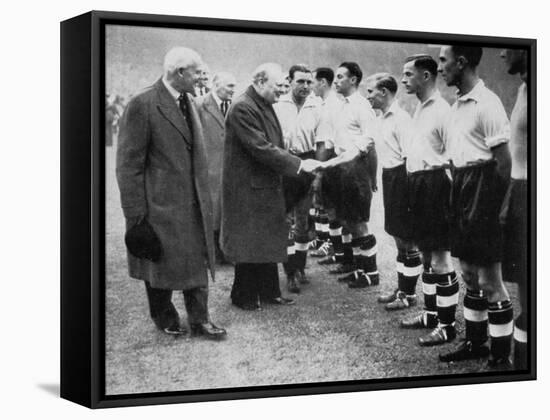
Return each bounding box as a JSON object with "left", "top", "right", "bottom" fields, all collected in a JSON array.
[
  {"left": 450, "top": 160, "right": 508, "bottom": 265},
  {"left": 408, "top": 167, "right": 451, "bottom": 251},
  {"left": 500, "top": 178, "right": 528, "bottom": 283},
  {"left": 283, "top": 150, "right": 315, "bottom": 214},
  {"left": 321, "top": 153, "right": 373, "bottom": 224},
  {"left": 382, "top": 163, "right": 412, "bottom": 241}
]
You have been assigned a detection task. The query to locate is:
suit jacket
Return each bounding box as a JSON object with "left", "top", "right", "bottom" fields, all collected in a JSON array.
[
  {"left": 221, "top": 85, "right": 301, "bottom": 263},
  {"left": 116, "top": 78, "right": 215, "bottom": 290},
  {"left": 196, "top": 92, "right": 226, "bottom": 230}
]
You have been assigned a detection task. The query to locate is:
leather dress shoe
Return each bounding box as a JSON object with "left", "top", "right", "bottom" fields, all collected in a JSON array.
[
  {"left": 162, "top": 325, "right": 187, "bottom": 336},
  {"left": 418, "top": 325, "right": 456, "bottom": 346},
  {"left": 400, "top": 313, "right": 436, "bottom": 329},
  {"left": 439, "top": 340, "right": 490, "bottom": 362},
  {"left": 378, "top": 288, "right": 398, "bottom": 303},
  {"left": 287, "top": 275, "right": 301, "bottom": 294},
  {"left": 296, "top": 269, "right": 310, "bottom": 285},
  {"left": 232, "top": 301, "right": 262, "bottom": 311},
  {"left": 264, "top": 296, "right": 295, "bottom": 305},
  {"left": 329, "top": 263, "right": 356, "bottom": 275},
  {"left": 190, "top": 322, "right": 227, "bottom": 340},
  {"left": 385, "top": 292, "right": 417, "bottom": 311}
]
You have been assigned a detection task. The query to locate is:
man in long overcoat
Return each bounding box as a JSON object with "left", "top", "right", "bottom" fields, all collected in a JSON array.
[
  {"left": 221, "top": 63, "right": 320, "bottom": 310},
  {"left": 116, "top": 47, "right": 226, "bottom": 339},
  {"left": 196, "top": 72, "right": 237, "bottom": 262}
]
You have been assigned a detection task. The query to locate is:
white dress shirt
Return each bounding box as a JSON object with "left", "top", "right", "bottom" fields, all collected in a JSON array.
[{"left": 446, "top": 79, "right": 510, "bottom": 168}]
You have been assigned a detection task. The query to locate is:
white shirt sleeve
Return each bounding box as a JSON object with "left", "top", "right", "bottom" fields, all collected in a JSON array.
[{"left": 481, "top": 98, "right": 511, "bottom": 149}]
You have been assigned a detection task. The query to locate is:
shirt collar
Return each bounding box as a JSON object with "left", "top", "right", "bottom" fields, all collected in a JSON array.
[
  {"left": 278, "top": 93, "right": 317, "bottom": 109},
  {"left": 162, "top": 77, "right": 182, "bottom": 102},
  {"left": 343, "top": 91, "right": 361, "bottom": 103},
  {"left": 383, "top": 100, "right": 401, "bottom": 118},
  {"left": 457, "top": 79, "right": 485, "bottom": 103},
  {"left": 420, "top": 89, "right": 442, "bottom": 108}
]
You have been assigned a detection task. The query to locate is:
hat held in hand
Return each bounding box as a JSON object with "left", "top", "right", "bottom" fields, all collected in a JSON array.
[{"left": 124, "top": 218, "right": 162, "bottom": 262}]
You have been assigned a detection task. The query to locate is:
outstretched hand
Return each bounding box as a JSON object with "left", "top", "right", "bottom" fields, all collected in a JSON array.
[{"left": 300, "top": 159, "right": 323, "bottom": 174}]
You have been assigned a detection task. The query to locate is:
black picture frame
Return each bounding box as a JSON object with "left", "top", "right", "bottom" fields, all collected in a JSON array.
[{"left": 60, "top": 10, "right": 537, "bottom": 409}]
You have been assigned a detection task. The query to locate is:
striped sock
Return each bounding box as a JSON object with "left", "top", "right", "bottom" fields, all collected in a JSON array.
[
  {"left": 421, "top": 271, "right": 438, "bottom": 328},
  {"left": 464, "top": 289, "right": 488, "bottom": 345},
  {"left": 513, "top": 312, "right": 528, "bottom": 369},
  {"left": 435, "top": 272, "right": 459, "bottom": 327},
  {"left": 342, "top": 230, "right": 353, "bottom": 266},
  {"left": 329, "top": 222, "right": 343, "bottom": 262},
  {"left": 356, "top": 234, "right": 378, "bottom": 284},
  {"left": 294, "top": 233, "right": 309, "bottom": 271},
  {"left": 308, "top": 208, "right": 317, "bottom": 233},
  {"left": 319, "top": 214, "right": 330, "bottom": 242},
  {"left": 396, "top": 250, "right": 405, "bottom": 291},
  {"left": 283, "top": 234, "right": 296, "bottom": 276},
  {"left": 488, "top": 300, "right": 514, "bottom": 361},
  {"left": 400, "top": 250, "right": 422, "bottom": 296}
]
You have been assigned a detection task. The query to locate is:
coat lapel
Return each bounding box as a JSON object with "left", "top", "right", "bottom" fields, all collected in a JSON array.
[
  {"left": 203, "top": 93, "right": 225, "bottom": 129},
  {"left": 154, "top": 79, "right": 193, "bottom": 148},
  {"left": 246, "top": 86, "right": 283, "bottom": 146}
]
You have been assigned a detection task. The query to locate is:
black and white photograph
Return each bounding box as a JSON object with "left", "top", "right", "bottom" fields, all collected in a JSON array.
[
  {"left": 4, "top": 0, "right": 549, "bottom": 417},
  {"left": 102, "top": 17, "right": 534, "bottom": 397}
]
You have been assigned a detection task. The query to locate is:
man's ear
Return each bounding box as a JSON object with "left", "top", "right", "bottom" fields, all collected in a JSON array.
[{"left": 457, "top": 55, "right": 468, "bottom": 70}]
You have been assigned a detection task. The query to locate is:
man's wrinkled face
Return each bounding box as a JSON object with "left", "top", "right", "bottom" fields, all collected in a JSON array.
[
  {"left": 365, "top": 80, "right": 385, "bottom": 110},
  {"left": 216, "top": 76, "right": 237, "bottom": 101},
  {"left": 261, "top": 69, "right": 287, "bottom": 104},
  {"left": 334, "top": 67, "right": 356, "bottom": 96},
  {"left": 401, "top": 61, "right": 424, "bottom": 94},
  {"left": 500, "top": 48, "right": 527, "bottom": 75},
  {"left": 176, "top": 61, "right": 203, "bottom": 93},
  {"left": 291, "top": 71, "right": 313, "bottom": 100},
  {"left": 438, "top": 46, "right": 461, "bottom": 87}
]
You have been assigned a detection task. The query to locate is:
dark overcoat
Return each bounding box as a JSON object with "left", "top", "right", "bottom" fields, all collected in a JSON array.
[
  {"left": 221, "top": 86, "right": 301, "bottom": 263},
  {"left": 116, "top": 78, "right": 215, "bottom": 290},
  {"left": 196, "top": 92, "right": 225, "bottom": 231}
]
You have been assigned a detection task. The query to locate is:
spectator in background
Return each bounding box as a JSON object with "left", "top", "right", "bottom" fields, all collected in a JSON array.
[
  {"left": 195, "top": 64, "right": 211, "bottom": 97},
  {"left": 196, "top": 71, "right": 237, "bottom": 263}
]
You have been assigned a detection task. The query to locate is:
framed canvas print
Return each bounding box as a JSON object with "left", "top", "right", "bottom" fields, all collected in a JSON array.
[{"left": 60, "top": 10, "right": 536, "bottom": 409}]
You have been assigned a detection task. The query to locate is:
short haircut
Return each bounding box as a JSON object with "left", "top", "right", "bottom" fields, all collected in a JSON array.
[
  {"left": 338, "top": 62, "right": 363, "bottom": 85},
  {"left": 449, "top": 45, "right": 483, "bottom": 68},
  {"left": 252, "top": 63, "right": 283, "bottom": 84},
  {"left": 314, "top": 67, "right": 335, "bottom": 85},
  {"left": 163, "top": 47, "right": 202, "bottom": 75},
  {"left": 405, "top": 54, "right": 438, "bottom": 76},
  {"left": 288, "top": 64, "right": 311, "bottom": 80},
  {"left": 366, "top": 72, "right": 398, "bottom": 94},
  {"left": 213, "top": 71, "right": 236, "bottom": 87}
]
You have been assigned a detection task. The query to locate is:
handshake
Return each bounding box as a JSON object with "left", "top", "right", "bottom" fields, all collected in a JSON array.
[{"left": 300, "top": 159, "right": 327, "bottom": 174}]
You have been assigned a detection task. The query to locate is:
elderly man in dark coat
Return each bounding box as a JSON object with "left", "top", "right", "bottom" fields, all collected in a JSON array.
[
  {"left": 116, "top": 47, "right": 226, "bottom": 339},
  {"left": 196, "top": 72, "right": 237, "bottom": 262},
  {"left": 221, "top": 63, "right": 321, "bottom": 310}
]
